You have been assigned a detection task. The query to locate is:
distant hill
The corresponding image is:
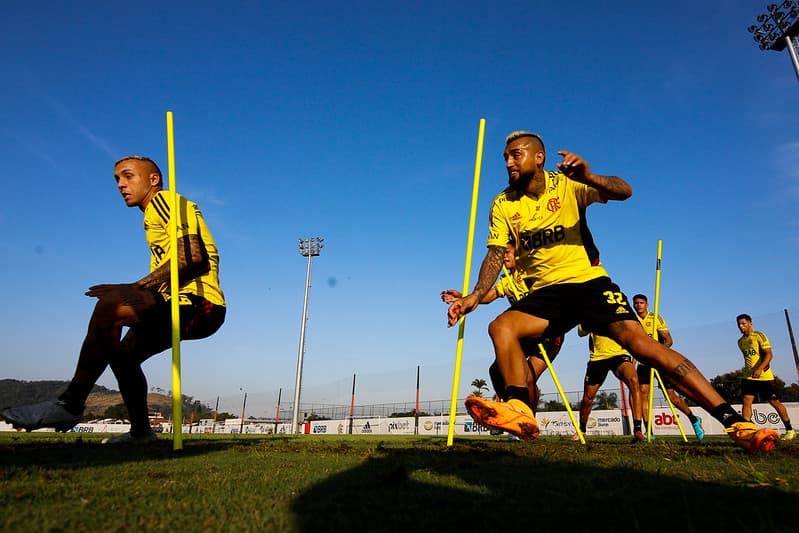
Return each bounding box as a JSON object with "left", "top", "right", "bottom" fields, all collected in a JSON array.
[{"left": 0, "top": 379, "right": 178, "bottom": 418}]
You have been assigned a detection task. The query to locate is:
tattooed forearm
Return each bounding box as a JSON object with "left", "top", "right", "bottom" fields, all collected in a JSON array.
[
  {"left": 137, "top": 234, "right": 210, "bottom": 291},
  {"left": 471, "top": 245, "right": 504, "bottom": 299},
  {"left": 672, "top": 358, "right": 696, "bottom": 378},
  {"left": 591, "top": 174, "right": 632, "bottom": 200}
]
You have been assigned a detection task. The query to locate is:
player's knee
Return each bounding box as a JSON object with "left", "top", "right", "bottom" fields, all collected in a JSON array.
[
  {"left": 488, "top": 316, "right": 514, "bottom": 341},
  {"left": 88, "top": 300, "right": 119, "bottom": 328}
]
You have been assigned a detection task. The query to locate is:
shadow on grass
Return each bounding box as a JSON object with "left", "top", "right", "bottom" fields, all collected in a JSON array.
[
  {"left": 291, "top": 437, "right": 799, "bottom": 533},
  {"left": 0, "top": 432, "right": 293, "bottom": 469}
]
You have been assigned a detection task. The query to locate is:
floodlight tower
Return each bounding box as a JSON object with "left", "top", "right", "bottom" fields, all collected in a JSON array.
[
  {"left": 291, "top": 237, "right": 324, "bottom": 434},
  {"left": 748, "top": 1, "right": 799, "bottom": 82}
]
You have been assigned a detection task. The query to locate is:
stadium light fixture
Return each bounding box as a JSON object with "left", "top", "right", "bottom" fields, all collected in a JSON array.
[
  {"left": 748, "top": 0, "right": 799, "bottom": 81},
  {"left": 291, "top": 237, "right": 324, "bottom": 434}
]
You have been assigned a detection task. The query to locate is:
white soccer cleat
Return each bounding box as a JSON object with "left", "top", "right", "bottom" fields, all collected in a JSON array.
[
  {"left": 102, "top": 431, "right": 158, "bottom": 445},
  {"left": 2, "top": 400, "right": 82, "bottom": 432}
]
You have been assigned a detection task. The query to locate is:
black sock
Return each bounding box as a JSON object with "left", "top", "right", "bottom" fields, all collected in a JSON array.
[
  {"left": 579, "top": 422, "right": 587, "bottom": 433},
  {"left": 785, "top": 421, "right": 793, "bottom": 431},
  {"left": 710, "top": 403, "right": 746, "bottom": 429},
  {"left": 687, "top": 413, "right": 697, "bottom": 424},
  {"left": 633, "top": 419, "right": 642, "bottom": 433},
  {"left": 506, "top": 386, "right": 533, "bottom": 410}
]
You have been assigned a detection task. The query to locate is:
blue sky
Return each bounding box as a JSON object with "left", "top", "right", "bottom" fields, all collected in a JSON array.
[{"left": 2, "top": 1, "right": 798, "bottom": 417}]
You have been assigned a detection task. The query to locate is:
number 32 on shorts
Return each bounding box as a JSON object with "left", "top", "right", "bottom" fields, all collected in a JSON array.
[{"left": 603, "top": 291, "right": 627, "bottom": 305}]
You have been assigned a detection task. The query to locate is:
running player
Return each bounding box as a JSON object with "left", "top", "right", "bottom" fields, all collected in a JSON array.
[
  {"left": 447, "top": 131, "right": 778, "bottom": 452},
  {"left": 3, "top": 156, "right": 226, "bottom": 444}
]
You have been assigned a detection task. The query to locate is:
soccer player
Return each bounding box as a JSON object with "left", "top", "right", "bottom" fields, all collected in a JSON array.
[
  {"left": 736, "top": 314, "right": 795, "bottom": 440},
  {"left": 574, "top": 326, "right": 645, "bottom": 443},
  {"left": 3, "top": 156, "right": 226, "bottom": 444},
  {"left": 447, "top": 131, "right": 777, "bottom": 452},
  {"left": 633, "top": 294, "right": 704, "bottom": 441}
]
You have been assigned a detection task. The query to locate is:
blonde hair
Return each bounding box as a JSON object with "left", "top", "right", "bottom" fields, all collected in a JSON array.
[{"left": 505, "top": 131, "right": 545, "bottom": 164}]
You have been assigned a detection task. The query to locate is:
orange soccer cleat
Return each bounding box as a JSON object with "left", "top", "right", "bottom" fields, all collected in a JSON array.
[
  {"left": 465, "top": 396, "right": 539, "bottom": 440},
  {"left": 725, "top": 421, "right": 780, "bottom": 453}
]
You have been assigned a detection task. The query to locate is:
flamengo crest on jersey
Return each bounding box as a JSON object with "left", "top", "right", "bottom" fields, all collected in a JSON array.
[
  {"left": 143, "top": 190, "right": 225, "bottom": 306},
  {"left": 486, "top": 170, "right": 608, "bottom": 291}
]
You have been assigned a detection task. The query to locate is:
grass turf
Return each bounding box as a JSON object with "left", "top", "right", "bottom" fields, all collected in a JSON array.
[{"left": 1, "top": 432, "right": 798, "bottom": 532}]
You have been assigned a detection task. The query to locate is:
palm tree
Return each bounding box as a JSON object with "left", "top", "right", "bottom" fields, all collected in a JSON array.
[
  {"left": 594, "top": 391, "right": 618, "bottom": 410},
  {"left": 470, "top": 378, "right": 489, "bottom": 398}
]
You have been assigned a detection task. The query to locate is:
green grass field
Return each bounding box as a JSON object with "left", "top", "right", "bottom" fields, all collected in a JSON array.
[{"left": 2, "top": 432, "right": 798, "bottom": 532}]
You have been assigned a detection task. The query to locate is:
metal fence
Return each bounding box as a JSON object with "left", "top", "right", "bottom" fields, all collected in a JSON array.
[{"left": 272, "top": 388, "right": 676, "bottom": 422}]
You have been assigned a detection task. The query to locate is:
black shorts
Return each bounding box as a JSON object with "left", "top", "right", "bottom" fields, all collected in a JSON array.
[
  {"left": 741, "top": 379, "right": 779, "bottom": 401},
  {"left": 511, "top": 277, "right": 637, "bottom": 339},
  {"left": 584, "top": 354, "right": 633, "bottom": 386},
  {"left": 636, "top": 364, "right": 673, "bottom": 389},
  {"left": 118, "top": 291, "right": 226, "bottom": 364},
  {"left": 520, "top": 335, "right": 564, "bottom": 361}
]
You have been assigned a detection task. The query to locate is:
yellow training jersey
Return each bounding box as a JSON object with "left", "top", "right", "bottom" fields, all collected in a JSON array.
[
  {"left": 738, "top": 331, "right": 774, "bottom": 381},
  {"left": 588, "top": 333, "right": 629, "bottom": 362},
  {"left": 637, "top": 312, "right": 668, "bottom": 341},
  {"left": 486, "top": 170, "right": 608, "bottom": 291},
  {"left": 144, "top": 190, "right": 225, "bottom": 306},
  {"left": 494, "top": 270, "right": 529, "bottom": 304}
]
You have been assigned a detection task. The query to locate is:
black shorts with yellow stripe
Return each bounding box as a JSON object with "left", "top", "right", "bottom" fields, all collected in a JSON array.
[{"left": 512, "top": 276, "right": 638, "bottom": 339}]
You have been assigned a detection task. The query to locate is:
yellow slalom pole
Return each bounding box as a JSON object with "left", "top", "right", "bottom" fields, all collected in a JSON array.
[
  {"left": 539, "top": 344, "right": 584, "bottom": 444},
  {"left": 447, "top": 118, "right": 486, "bottom": 447},
  {"left": 166, "top": 111, "right": 183, "bottom": 451},
  {"left": 652, "top": 368, "right": 688, "bottom": 441},
  {"left": 649, "top": 239, "right": 686, "bottom": 442},
  {"left": 647, "top": 367, "right": 655, "bottom": 441}
]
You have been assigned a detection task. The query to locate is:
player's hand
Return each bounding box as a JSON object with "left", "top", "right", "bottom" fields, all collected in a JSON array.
[
  {"left": 447, "top": 293, "right": 479, "bottom": 327},
  {"left": 752, "top": 369, "right": 762, "bottom": 379},
  {"left": 86, "top": 283, "right": 153, "bottom": 307},
  {"left": 556, "top": 150, "right": 591, "bottom": 183},
  {"left": 440, "top": 289, "right": 462, "bottom": 303}
]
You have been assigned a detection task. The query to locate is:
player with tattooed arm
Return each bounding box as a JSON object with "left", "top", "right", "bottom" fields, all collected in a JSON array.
[{"left": 446, "top": 131, "right": 778, "bottom": 452}]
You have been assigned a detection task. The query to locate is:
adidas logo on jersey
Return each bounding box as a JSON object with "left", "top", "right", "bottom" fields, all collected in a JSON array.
[
  {"left": 511, "top": 212, "right": 522, "bottom": 220},
  {"left": 616, "top": 306, "right": 628, "bottom": 315}
]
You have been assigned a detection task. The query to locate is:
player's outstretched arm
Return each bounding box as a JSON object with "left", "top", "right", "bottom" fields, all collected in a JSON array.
[
  {"left": 556, "top": 150, "right": 632, "bottom": 201},
  {"left": 442, "top": 288, "right": 500, "bottom": 305},
  {"left": 441, "top": 289, "right": 462, "bottom": 303},
  {"left": 447, "top": 245, "right": 504, "bottom": 327}
]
